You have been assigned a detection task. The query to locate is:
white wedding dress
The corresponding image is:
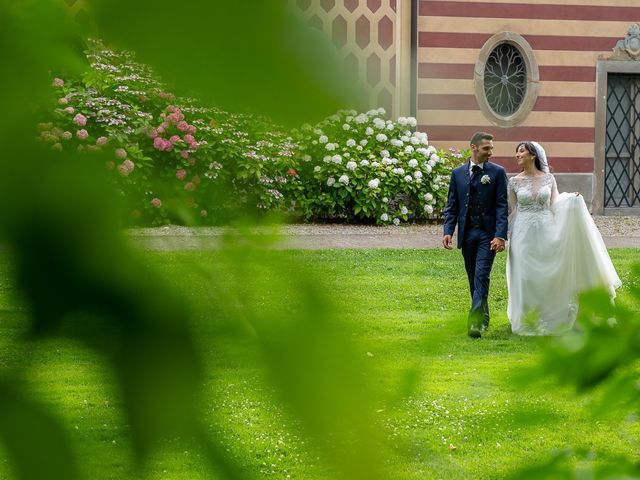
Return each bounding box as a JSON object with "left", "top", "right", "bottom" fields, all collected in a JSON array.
[{"left": 507, "top": 173, "right": 621, "bottom": 335}]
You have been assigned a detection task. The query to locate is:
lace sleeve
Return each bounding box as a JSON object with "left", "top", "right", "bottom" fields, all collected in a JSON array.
[
  {"left": 508, "top": 177, "right": 518, "bottom": 239},
  {"left": 549, "top": 174, "right": 559, "bottom": 205}
]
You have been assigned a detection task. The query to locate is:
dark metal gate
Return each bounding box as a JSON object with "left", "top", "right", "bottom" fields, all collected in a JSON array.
[{"left": 605, "top": 74, "right": 640, "bottom": 210}]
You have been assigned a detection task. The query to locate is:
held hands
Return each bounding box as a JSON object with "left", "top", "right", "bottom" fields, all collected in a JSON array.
[
  {"left": 490, "top": 237, "right": 506, "bottom": 253},
  {"left": 442, "top": 235, "right": 454, "bottom": 250}
]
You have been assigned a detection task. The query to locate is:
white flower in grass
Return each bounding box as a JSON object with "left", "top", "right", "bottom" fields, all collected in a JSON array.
[
  {"left": 391, "top": 157, "right": 399, "bottom": 164},
  {"left": 346, "top": 139, "right": 356, "bottom": 147},
  {"left": 382, "top": 158, "right": 391, "bottom": 165},
  {"left": 373, "top": 118, "right": 385, "bottom": 129},
  {"left": 338, "top": 174, "right": 349, "bottom": 185},
  {"left": 329, "top": 114, "right": 340, "bottom": 122},
  {"left": 346, "top": 161, "right": 357, "bottom": 171},
  {"left": 382, "top": 197, "right": 389, "bottom": 203},
  {"left": 303, "top": 154, "right": 312, "bottom": 162},
  {"left": 393, "top": 217, "right": 400, "bottom": 226},
  {"left": 425, "top": 164, "right": 432, "bottom": 173},
  {"left": 401, "top": 135, "right": 410, "bottom": 142},
  {"left": 376, "top": 133, "right": 388, "bottom": 142},
  {"left": 416, "top": 147, "right": 428, "bottom": 156},
  {"left": 405, "top": 146, "right": 415, "bottom": 154},
  {"left": 360, "top": 139, "right": 368, "bottom": 147},
  {"left": 424, "top": 204, "right": 434, "bottom": 214},
  {"left": 427, "top": 146, "right": 437, "bottom": 156},
  {"left": 433, "top": 184, "right": 440, "bottom": 190},
  {"left": 325, "top": 143, "right": 336, "bottom": 151},
  {"left": 365, "top": 127, "right": 374, "bottom": 135},
  {"left": 360, "top": 160, "right": 370, "bottom": 166},
  {"left": 323, "top": 155, "right": 331, "bottom": 163},
  {"left": 343, "top": 123, "right": 351, "bottom": 130},
  {"left": 416, "top": 177, "right": 423, "bottom": 184},
  {"left": 344, "top": 152, "right": 351, "bottom": 158},
  {"left": 428, "top": 159, "right": 436, "bottom": 168},
  {"left": 410, "top": 136, "right": 421, "bottom": 145},
  {"left": 368, "top": 178, "right": 380, "bottom": 189},
  {"left": 381, "top": 149, "right": 390, "bottom": 158},
  {"left": 401, "top": 206, "right": 408, "bottom": 215},
  {"left": 386, "top": 123, "right": 394, "bottom": 131},
  {"left": 356, "top": 145, "right": 363, "bottom": 151},
  {"left": 392, "top": 167, "right": 405, "bottom": 175},
  {"left": 356, "top": 114, "right": 368, "bottom": 124},
  {"left": 424, "top": 193, "right": 433, "bottom": 202},
  {"left": 314, "top": 128, "right": 323, "bottom": 135},
  {"left": 390, "top": 139, "right": 403, "bottom": 147},
  {"left": 414, "top": 170, "right": 423, "bottom": 179},
  {"left": 404, "top": 175, "right": 413, "bottom": 183},
  {"left": 314, "top": 166, "right": 321, "bottom": 172},
  {"left": 332, "top": 154, "right": 342, "bottom": 164},
  {"left": 319, "top": 135, "right": 328, "bottom": 144},
  {"left": 371, "top": 161, "right": 381, "bottom": 167},
  {"left": 408, "top": 159, "right": 419, "bottom": 168},
  {"left": 327, "top": 177, "right": 336, "bottom": 186},
  {"left": 432, "top": 154, "right": 441, "bottom": 163},
  {"left": 380, "top": 213, "right": 389, "bottom": 222}
]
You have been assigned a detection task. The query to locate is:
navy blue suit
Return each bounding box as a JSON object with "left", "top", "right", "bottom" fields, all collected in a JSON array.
[{"left": 443, "top": 161, "right": 508, "bottom": 331}]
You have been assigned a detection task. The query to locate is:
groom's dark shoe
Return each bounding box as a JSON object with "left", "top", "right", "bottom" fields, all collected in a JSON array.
[{"left": 468, "top": 326, "right": 482, "bottom": 338}]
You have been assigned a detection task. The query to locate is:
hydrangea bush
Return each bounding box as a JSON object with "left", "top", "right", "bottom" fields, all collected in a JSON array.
[
  {"left": 41, "top": 40, "right": 461, "bottom": 226},
  {"left": 291, "top": 109, "right": 456, "bottom": 224}
]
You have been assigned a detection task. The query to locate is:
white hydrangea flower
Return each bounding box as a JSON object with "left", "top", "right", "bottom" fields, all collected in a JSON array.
[
  {"left": 391, "top": 157, "right": 399, "bottom": 164},
  {"left": 360, "top": 160, "right": 370, "bottom": 166},
  {"left": 432, "top": 154, "right": 441, "bottom": 163},
  {"left": 382, "top": 197, "right": 389, "bottom": 203},
  {"left": 314, "top": 165, "right": 321, "bottom": 172},
  {"left": 424, "top": 204, "right": 434, "bottom": 214},
  {"left": 405, "top": 146, "right": 415, "bottom": 154},
  {"left": 344, "top": 152, "right": 351, "bottom": 158},
  {"left": 314, "top": 129, "right": 323, "bottom": 135},
  {"left": 380, "top": 213, "right": 389, "bottom": 222},
  {"left": 382, "top": 158, "right": 391, "bottom": 165},
  {"left": 428, "top": 159, "right": 436, "bottom": 168},
  {"left": 319, "top": 135, "right": 328, "bottom": 144},
  {"left": 365, "top": 127, "right": 374, "bottom": 135},
  {"left": 368, "top": 178, "right": 380, "bottom": 189},
  {"left": 386, "top": 124, "right": 394, "bottom": 131},
  {"left": 410, "top": 136, "right": 421, "bottom": 145},
  {"left": 343, "top": 124, "right": 351, "bottom": 130},
  {"left": 377, "top": 107, "right": 386, "bottom": 115},
  {"left": 325, "top": 143, "right": 336, "bottom": 151},
  {"left": 360, "top": 139, "right": 368, "bottom": 146},
  {"left": 415, "top": 177, "right": 422, "bottom": 184},
  {"left": 303, "top": 154, "right": 312, "bottom": 162},
  {"left": 401, "top": 206, "right": 408, "bottom": 215},
  {"left": 426, "top": 146, "right": 437, "bottom": 156},
  {"left": 327, "top": 177, "right": 336, "bottom": 186},
  {"left": 376, "top": 133, "right": 388, "bottom": 142},
  {"left": 408, "top": 159, "right": 419, "bottom": 168},
  {"left": 390, "top": 139, "right": 403, "bottom": 147},
  {"left": 408, "top": 117, "right": 417, "bottom": 127},
  {"left": 332, "top": 154, "right": 342, "bottom": 164},
  {"left": 398, "top": 117, "right": 409, "bottom": 126},
  {"left": 371, "top": 161, "right": 381, "bottom": 167},
  {"left": 329, "top": 114, "right": 340, "bottom": 122},
  {"left": 424, "top": 193, "right": 433, "bottom": 202},
  {"left": 401, "top": 135, "right": 410, "bottom": 142},
  {"left": 414, "top": 170, "right": 423, "bottom": 179},
  {"left": 425, "top": 164, "right": 432, "bottom": 173},
  {"left": 393, "top": 217, "right": 400, "bottom": 226},
  {"left": 356, "top": 145, "right": 363, "bottom": 151},
  {"left": 404, "top": 175, "right": 413, "bottom": 183},
  {"left": 416, "top": 147, "right": 428, "bottom": 156},
  {"left": 393, "top": 167, "right": 405, "bottom": 175},
  {"left": 346, "top": 161, "right": 357, "bottom": 171},
  {"left": 355, "top": 114, "right": 368, "bottom": 124},
  {"left": 381, "top": 149, "right": 390, "bottom": 158},
  {"left": 323, "top": 155, "right": 331, "bottom": 163},
  {"left": 346, "top": 139, "right": 356, "bottom": 147},
  {"left": 338, "top": 174, "right": 349, "bottom": 185},
  {"left": 433, "top": 184, "right": 439, "bottom": 190}
]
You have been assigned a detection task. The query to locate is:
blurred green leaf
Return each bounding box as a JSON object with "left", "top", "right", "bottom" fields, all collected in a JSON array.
[
  {"left": 0, "top": 380, "right": 79, "bottom": 480},
  {"left": 88, "top": 0, "right": 365, "bottom": 125}
]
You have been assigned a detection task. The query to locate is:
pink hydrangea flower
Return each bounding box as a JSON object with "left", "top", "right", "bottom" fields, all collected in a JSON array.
[
  {"left": 176, "top": 121, "right": 189, "bottom": 132},
  {"left": 58, "top": 97, "right": 69, "bottom": 105},
  {"left": 166, "top": 105, "right": 178, "bottom": 113},
  {"left": 167, "top": 112, "right": 185, "bottom": 124},
  {"left": 96, "top": 136, "right": 108, "bottom": 146},
  {"left": 151, "top": 198, "right": 162, "bottom": 208},
  {"left": 187, "top": 125, "right": 197, "bottom": 134},
  {"left": 153, "top": 137, "right": 165, "bottom": 150},
  {"left": 115, "top": 148, "right": 127, "bottom": 159},
  {"left": 176, "top": 169, "right": 187, "bottom": 180},
  {"left": 52, "top": 78, "right": 64, "bottom": 88},
  {"left": 73, "top": 114, "right": 87, "bottom": 126},
  {"left": 76, "top": 129, "right": 89, "bottom": 140},
  {"left": 183, "top": 134, "right": 195, "bottom": 144},
  {"left": 169, "top": 135, "right": 181, "bottom": 144},
  {"left": 180, "top": 151, "right": 189, "bottom": 159},
  {"left": 149, "top": 129, "right": 159, "bottom": 139},
  {"left": 184, "top": 182, "right": 195, "bottom": 192},
  {"left": 64, "top": 106, "right": 75, "bottom": 114},
  {"left": 118, "top": 159, "right": 135, "bottom": 176}
]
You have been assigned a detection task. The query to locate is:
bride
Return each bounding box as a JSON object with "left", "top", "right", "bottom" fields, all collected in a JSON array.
[{"left": 507, "top": 141, "right": 621, "bottom": 335}]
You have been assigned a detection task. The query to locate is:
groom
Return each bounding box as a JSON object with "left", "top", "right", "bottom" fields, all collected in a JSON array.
[{"left": 442, "top": 132, "right": 508, "bottom": 338}]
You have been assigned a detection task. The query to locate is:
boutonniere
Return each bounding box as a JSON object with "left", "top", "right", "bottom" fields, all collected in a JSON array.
[{"left": 481, "top": 174, "right": 491, "bottom": 185}]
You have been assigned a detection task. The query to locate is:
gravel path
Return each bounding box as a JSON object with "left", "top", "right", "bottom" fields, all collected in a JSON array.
[{"left": 127, "top": 216, "right": 640, "bottom": 250}]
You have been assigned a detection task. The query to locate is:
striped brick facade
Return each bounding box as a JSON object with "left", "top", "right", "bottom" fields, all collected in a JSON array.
[{"left": 417, "top": 0, "right": 640, "bottom": 210}]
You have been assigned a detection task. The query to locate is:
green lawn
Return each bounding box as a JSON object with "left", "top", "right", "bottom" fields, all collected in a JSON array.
[{"left": 0, "top": 248, "right": 638, "bottom": 479}]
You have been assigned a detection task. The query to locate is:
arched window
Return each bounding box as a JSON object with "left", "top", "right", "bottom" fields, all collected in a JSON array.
[{"left": 474, "top": 32, "right": 539, "bottom": 127}]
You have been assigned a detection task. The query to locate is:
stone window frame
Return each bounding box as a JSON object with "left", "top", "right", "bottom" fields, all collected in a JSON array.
[{"left": 474, "top": 32, "right": 539, "bottom": 127}]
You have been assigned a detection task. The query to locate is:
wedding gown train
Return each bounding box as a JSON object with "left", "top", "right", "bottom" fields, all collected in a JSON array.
[{"left": 506, "top": 173, "right": 621, "bottom": 335}]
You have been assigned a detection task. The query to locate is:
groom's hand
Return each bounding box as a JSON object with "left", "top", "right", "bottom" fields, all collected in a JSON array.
[
  {"left": 490, "top": 237, "right": 505, "bottom": 252},
  {"left": 442, "top": 235, "right": 453, "bottom": 250}
]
